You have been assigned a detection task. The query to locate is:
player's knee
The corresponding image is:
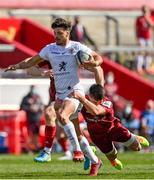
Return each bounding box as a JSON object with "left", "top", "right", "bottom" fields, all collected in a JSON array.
[{"left": 44, "top": 106, "right": 56, "bottom": 124}]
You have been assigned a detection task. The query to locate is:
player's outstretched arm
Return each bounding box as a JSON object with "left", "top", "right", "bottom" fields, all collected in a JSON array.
[
  {"left": 27, "top": 66, "right": 53, "bottom": 78},
  {"left": 27, "top": 66, "right": 43, "bottom": 77},
  {"left": 5, "top": 55, "right": 44, "bottom": 72}
]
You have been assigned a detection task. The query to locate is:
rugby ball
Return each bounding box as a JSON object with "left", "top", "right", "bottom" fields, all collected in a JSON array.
[{"left": 75, "top": 50, "right": 91, "bottom": 65}]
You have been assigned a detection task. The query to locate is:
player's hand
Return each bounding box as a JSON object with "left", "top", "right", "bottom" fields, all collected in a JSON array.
[
  {"left": 69, "top": 91, "right": 84, "bottom": 101},
  {"left": 82, "top": 60, "right": 99, "bottom": 68},
  {"left": 5, "top": 64, "right": 20, "bottom": 72},
  {"left": 41, "top": 69, "right": 54, "bottom": 77},
  {"left": 84, "top": 66, "right": 97, "bottom": 72}
]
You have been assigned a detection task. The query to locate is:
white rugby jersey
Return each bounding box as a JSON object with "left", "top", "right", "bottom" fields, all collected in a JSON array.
[{"left": 39, "top": 41, "right": 92, "bottom": 95}]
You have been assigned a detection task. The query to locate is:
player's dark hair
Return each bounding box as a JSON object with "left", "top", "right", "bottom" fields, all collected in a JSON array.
[
  {"left": 51, "top": 18, "right": 71, "bottom": 30},
  {"left": 89, "top": 84, "right": 104, "bottom": 101}
]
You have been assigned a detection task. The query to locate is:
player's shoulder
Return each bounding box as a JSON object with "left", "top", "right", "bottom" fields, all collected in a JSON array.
[
  {"left": 70, "top": 40, "right": 81, "bottom": 45},
  {"left": 137, "top": 15, "right": 144, "bottom": 21},
  {"left": 41, "top": 43, "right": 55, "bottom": 50},
  {"left": 74, "top": 41, "right": 92, "bottom": 54},
  {"left": 101, "top": 97, "right": 113, "bottom": 108},
  {"left": 46, "top": 42, "right": 56, "bottom": 48},
  {"left": 69, "top": 41, "right": 82, "bottom": 48},
  {"left": 70, "top": 40, "right": 88, "bottom": 48},
  {"left": 44, "top": 42, "right": 61, "bottom": 52}
]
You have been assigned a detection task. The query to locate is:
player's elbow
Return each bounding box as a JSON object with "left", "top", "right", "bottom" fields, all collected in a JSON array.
[{"left": 96, "top": 56, "right": 103, "bottom": 67}]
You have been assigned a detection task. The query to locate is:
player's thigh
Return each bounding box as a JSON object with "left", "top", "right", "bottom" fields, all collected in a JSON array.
[
  {"left": 89, "top": 132, "right": 113, "bottom": 153},
  {"left": 111, "top": 123, "right": 131, "bottom": 143},
  {"left": 58, "top": 99, "right": 77, "bottom": 118}
]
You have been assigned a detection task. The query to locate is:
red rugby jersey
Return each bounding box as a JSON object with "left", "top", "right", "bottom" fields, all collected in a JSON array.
[
  {"left": 136, "top": 15, "right": 151, "bottom": 40},
  {"left": 81, "top": 96, "right": 118, "bottom": 129}
]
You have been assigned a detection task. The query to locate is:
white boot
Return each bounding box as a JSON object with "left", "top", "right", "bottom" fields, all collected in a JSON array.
[{"left": 58, "top": 150, "right": 72, "bottom": 160}]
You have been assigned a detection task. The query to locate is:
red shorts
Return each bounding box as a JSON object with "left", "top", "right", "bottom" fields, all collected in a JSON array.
[{"left": 87, "top": 120, "right": 131, "bottom": 153}]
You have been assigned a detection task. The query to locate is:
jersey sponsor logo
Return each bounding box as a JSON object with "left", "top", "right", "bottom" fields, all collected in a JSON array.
[
  {"left": 49, "top": 51, "right": 61, "bottom": 54},
  {"left": 51, "top": 50, "right": 75, "bottom": 55},
  {"left": 59, "top": 61, "right": 67, "bottom": 71},
  {"left": 102, "top": 101, "right": 112, "bottom": 108},
  {"left": 55, "top": 72, "right": 70, "bottom": 76}
]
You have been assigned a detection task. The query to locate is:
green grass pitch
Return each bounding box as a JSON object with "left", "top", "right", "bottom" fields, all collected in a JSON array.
[{"left": 0, "top": 152, "right": 154, "bottom": 179}]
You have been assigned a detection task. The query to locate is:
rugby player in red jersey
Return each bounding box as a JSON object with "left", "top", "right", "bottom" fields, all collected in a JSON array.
[
  {"left": 27, "top": 62, "right": 57, "bottom": 160},
  {"left": 71, "top": 84, "right": 149, "bottom": 171},
  {"left": 135, "top": 5, "right": 154, "bottom": 74}
]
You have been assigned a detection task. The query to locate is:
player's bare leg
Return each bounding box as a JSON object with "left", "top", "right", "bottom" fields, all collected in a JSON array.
[{"left": 56, "top": 99, "right": 84, "bottom": 162}]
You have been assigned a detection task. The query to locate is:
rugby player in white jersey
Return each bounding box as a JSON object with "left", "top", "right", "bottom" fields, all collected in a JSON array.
[
  {"left": 5, "top": 18, "right": 103, "bottom": 174},
  {"left": 27, "top": 63, "right": 104, "bottom": 176}
]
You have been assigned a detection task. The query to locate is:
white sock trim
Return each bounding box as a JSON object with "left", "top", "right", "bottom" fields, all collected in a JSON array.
[
  {"left": 105, "top": 144, "right": 117, "bottom": 156},
  {"left": 44, "top": 147, "right": 52, "bottom": 154},
  {"left": 123, "top": 133, "right": 136, "bottom": 147}
]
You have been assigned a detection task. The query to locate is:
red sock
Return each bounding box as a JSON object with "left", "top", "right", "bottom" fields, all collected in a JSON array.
[
  {"left": 44, "top": 126, "right": 56, "bottom": 148},
  {"left": 58, "top": 137, "right": 69, "bottom": 152}
]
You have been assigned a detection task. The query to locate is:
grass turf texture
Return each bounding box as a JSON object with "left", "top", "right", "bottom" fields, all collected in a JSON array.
[{"left": 0, "top": 152, "right": 154, "bottom": 179}]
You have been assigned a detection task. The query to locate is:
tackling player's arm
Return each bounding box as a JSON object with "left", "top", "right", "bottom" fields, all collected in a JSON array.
[
  {"left": 5, "top": 54, "right": 44, "bottom": 72},
  {"left": 72, "top": 91, "right": 105, "bottom": 116}
]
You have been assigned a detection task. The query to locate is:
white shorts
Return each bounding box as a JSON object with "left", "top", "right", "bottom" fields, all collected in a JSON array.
[{"left": 56, "top": 82, "right": 85, "bottom": 114}]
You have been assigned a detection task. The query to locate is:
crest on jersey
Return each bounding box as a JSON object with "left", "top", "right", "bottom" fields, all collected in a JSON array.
[
  {"left": 59, "top": 61, "right": 67, "bottom": 71},
  {"left": 102, "top": 101, "right": 112, "bottom": 108}
]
